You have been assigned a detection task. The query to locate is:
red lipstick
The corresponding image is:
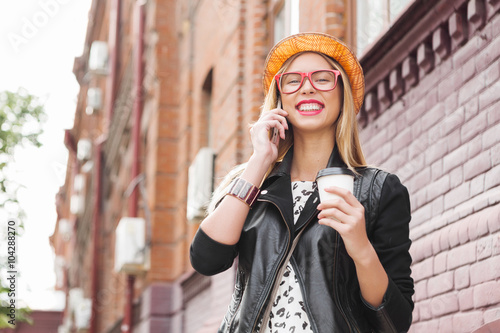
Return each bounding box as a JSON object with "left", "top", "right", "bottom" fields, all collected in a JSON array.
[{"left": 296, "top": 99, "right": 325, "bottom": 116}]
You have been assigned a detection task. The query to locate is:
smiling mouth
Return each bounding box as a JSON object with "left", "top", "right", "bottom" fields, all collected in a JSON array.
[{"left": 297, "top": 103, "right": 324, "bottom": 112}]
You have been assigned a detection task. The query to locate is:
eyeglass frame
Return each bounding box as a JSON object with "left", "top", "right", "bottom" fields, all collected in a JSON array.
[{"left": 274, "top": 69, "right": 342, "bottom": 94}]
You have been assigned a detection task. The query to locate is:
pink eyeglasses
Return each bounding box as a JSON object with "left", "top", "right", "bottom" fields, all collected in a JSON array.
[{"left": 275, "top": 69, "right": 341, "bottom": 94}]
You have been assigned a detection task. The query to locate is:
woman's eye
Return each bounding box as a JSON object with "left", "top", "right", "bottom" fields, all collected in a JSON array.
[
  {"left": 284, "top": 79, "right": 300, "bottom": 85},
  {"left": 283, "top": 74, "right": 301, "bottom": 85}
]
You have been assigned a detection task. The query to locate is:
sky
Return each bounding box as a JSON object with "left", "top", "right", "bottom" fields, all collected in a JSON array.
[{"left": 0, "top": 0, "right": 92, "bottom": 310}]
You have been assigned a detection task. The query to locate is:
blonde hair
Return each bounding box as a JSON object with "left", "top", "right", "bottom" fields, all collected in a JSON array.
[{"left": 207, "top": 51, "right": 367, "bottom": 213}]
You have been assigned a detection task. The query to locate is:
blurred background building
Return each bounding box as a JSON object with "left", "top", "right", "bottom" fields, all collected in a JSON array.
[{"left": 49, "top": 0, "right": 500, "bottom": 332}]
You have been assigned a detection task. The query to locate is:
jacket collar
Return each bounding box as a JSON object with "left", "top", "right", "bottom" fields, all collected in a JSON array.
[
  {"left": 260, "top": 145, "right": 348, "bottom": 233},
  {"left": 268, "top": 144, "right": 347, "bottom": 179},
  {"left": 326, "top": 144, "right": 348, "bottom": 169},
  {"left": 258, "top": 169, "right": 295, "bottom": 231}
]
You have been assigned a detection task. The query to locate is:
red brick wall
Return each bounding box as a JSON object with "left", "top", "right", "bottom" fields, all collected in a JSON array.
[
  {"left": 0, "top": 311, "right": 63, "bottom": 333},
  {"left": 358, "top": 1, "right": 500, "bottom": 331},
  {"left": 299, "top": 0, "right": 346, "bottom": 37}
]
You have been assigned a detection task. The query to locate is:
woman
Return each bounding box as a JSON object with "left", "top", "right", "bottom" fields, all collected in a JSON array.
[{"left": 190, "top": 32, "right": 414, "bottom": 333}]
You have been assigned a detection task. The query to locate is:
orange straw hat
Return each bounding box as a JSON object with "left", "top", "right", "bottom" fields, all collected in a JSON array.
[{"left": 263, "top": 32, "right": 365, "bottom": 114}]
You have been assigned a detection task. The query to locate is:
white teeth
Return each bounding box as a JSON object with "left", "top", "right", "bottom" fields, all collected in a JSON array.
[{"left": 298, "top": 103, "right": 323, "bottom": 111}]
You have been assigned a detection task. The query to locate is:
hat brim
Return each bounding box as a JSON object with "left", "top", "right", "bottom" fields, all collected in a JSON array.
[{"left": 263, "top": 32, "right": 365, "bottom": 114}]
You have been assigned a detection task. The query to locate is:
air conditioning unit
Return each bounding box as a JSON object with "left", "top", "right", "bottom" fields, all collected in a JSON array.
[
  {"left": 86, "top": 87, "right": 102, "bottom": 115},
  {"left": 186, "top": 148, "right": 215, "bottom": 221},
  {"left": 74, "top": 298, "right": 92, "bottom": 329},
  {"left": 58, "top": 218, "right": 72, "bottom": 241},
  {"left": 68, "top": 288, "right": 84, "bottom": 312},
  {"left": 88, "top": 41, "right": 108, "bottom": 75},
  {"left": 58, "top": 312, "right": 73, "bottom": 333},
  {"left": 73, "top": 174, "right": 86, "bottom": 193},
  {"left": 70, "top": 194, "right": 84, "bottom": 216},
  {"left": 54, "top": 256, "right": 66, "bottom": 289},
  {"left": 58, "top": 325, "right": 70, "bottom": 333},
  {"left": 81, "top": 160, "right": 94, "bottom": 174},
  {"left": 77, "top": 139, "right": 92, "bottom": 161},
  {"left": 114, "top": 217, "right": 146, "bottom": 274}
]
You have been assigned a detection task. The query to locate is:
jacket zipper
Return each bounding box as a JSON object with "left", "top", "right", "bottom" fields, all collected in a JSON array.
[
  {"left": 249, "top": 198, "right": 291, "bottom": 333},
  {"left": 333, "top": 232, "right": 361, "bottom": 333}
]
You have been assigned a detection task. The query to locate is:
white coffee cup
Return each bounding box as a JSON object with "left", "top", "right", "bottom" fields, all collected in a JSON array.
[{"left": 316, "top": 167, "right": 355, "bottom": 202}]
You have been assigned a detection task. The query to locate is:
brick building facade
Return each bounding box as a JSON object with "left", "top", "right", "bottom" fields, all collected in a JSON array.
[
  {"left": 50, "top": 0, "right": 500, "bottom": 332},
  {"left": 1, "top": 311, "right": 64, "bottom": 333}
]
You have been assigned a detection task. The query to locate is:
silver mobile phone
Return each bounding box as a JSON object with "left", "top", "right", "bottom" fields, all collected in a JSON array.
[{"left": 272, "top": 99, "right": 281, "bottom": 144}]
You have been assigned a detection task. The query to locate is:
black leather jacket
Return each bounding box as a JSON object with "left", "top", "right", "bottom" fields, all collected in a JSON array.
[{"left": 190, "top": 148, "right": 414, "bottom": 332}]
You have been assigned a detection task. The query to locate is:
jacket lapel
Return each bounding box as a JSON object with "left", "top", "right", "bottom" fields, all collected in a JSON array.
[
  {"left": 258, "top": 174, "right": 295, "bottom": 231},
  {"left": 258, "top": 145, "right": 360, "bottom": 234},
  {"left": 259, "top": 149, "right": 295, "bottom": 230}
]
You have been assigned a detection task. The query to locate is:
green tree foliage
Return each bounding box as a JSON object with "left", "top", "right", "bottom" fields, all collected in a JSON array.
[
  {"left": 0, "top": 88, "right": 46, "bottom": 328},
  {"left": 0, "top": 88, "right": 46, "bottom": 214}
]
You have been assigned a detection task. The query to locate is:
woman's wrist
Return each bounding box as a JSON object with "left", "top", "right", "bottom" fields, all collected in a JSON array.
[
  {"left": 243, "top": 153, "right": 274, "bottom": 185},
  {"left": 352, "top": 242, "right": 378, "bottom": 268},
  {"left": 226, "top": 178, "right": 260, "bottom": 207}
]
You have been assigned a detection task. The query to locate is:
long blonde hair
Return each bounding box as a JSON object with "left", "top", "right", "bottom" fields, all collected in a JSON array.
[{"left": 207, "top": 51, "right": 367, "bottom": 213}]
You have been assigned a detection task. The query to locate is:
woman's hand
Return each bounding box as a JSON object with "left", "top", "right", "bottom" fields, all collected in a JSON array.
[
  {"left": 198, "top": 108, "right": 288, "bottom": 246},
  {"left": 317, "top": 186, "right": 372, "bottom": 264},
  {"left": 317, "top": 186, "right": 389, "bottom": 307},
  {"left": 249, "top": 108, "right": 288, "bottom": 165}
]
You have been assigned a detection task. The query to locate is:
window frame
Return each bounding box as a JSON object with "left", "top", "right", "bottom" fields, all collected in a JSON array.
[
  {"left": 270, "top": 0, "right": 300, "bottom": 46},
  {"left": 351, "top": 0, "right": 416, "bottom": 57}
]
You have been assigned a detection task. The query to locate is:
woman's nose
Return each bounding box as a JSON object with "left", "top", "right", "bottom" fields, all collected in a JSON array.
[{"left": 300, "top": 77, "right": 315, "bottom": 93}]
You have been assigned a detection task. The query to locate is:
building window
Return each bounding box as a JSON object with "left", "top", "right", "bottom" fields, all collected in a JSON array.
[
  {"left": 274, "top": 0, "right": 300, "bottom": 43},
  {"left": 201, "top": 69, "right": 213, "bottom": 148},
  {"left": 356, "top": 0, "right": 412, "bottom": 55}
]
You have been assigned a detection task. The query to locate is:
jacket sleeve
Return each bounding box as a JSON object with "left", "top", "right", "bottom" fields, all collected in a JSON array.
[
  {"left": 362, "top": 173, "right": 414, "bottom": 333},
  {"left": 190, "top": 226, "right": 238, "bottom": 276}
]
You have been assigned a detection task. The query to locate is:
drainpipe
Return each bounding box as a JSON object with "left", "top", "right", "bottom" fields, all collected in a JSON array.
[
  {"left": 129, "top": 0, "right": 145, "bottom": 220},
  {"left": 105, "top": 0, "right": 122, "bottom": 128},
  {"left": 122, "top": 2, "right": 145, "bottom": 333},
  {"left": 89, "top": 139, "right": 103, "bottom": 333}
]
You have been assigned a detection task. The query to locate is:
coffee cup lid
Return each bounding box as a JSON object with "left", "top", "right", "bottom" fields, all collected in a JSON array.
[{"left": 316, "top": 167, "right": 355, "bottom": 179}]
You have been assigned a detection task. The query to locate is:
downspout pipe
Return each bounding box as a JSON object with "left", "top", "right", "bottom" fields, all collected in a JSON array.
[
  {"left": 122, "top": 2, "right": 145, "bottom": 333},
  {"left": 129, "top": 0, "right": 145, "bottom": 220},
  {"left": 105, "top": 0, "right": 122, "bottom": 128},
  {"left": 89, "top": 139, "right": 103, "bottom": 333}
]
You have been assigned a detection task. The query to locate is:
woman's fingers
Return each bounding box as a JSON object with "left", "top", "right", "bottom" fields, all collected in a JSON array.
[
  {"left": 317, "top": 187, "right": 370, "bottom": 261},
  {"left": 318, "top": 216, "right": 349, "bottom": 234},
  {"left": 318, "top": 186, "right": 363, "bottom": 209},
  {"left": 252, "top": 119, "right": 285, "bottom": 142},
  {"left": 318, "top": 196, "right": 360, "bottom": 217},
  {"left": 271, "top": 109, "right": 289, "bottom": 139},
  {"left": 263, "top": 109, "right": 289, "bottom": 131},
  {"left": 317, "top": 199, "right": 351, "bottom": 220},
  {"left": 252, "top": 110, "right": 289, "bottom": 141},
  {"left": 248, "top": 109, "right": 289, "bottom": 162}
]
